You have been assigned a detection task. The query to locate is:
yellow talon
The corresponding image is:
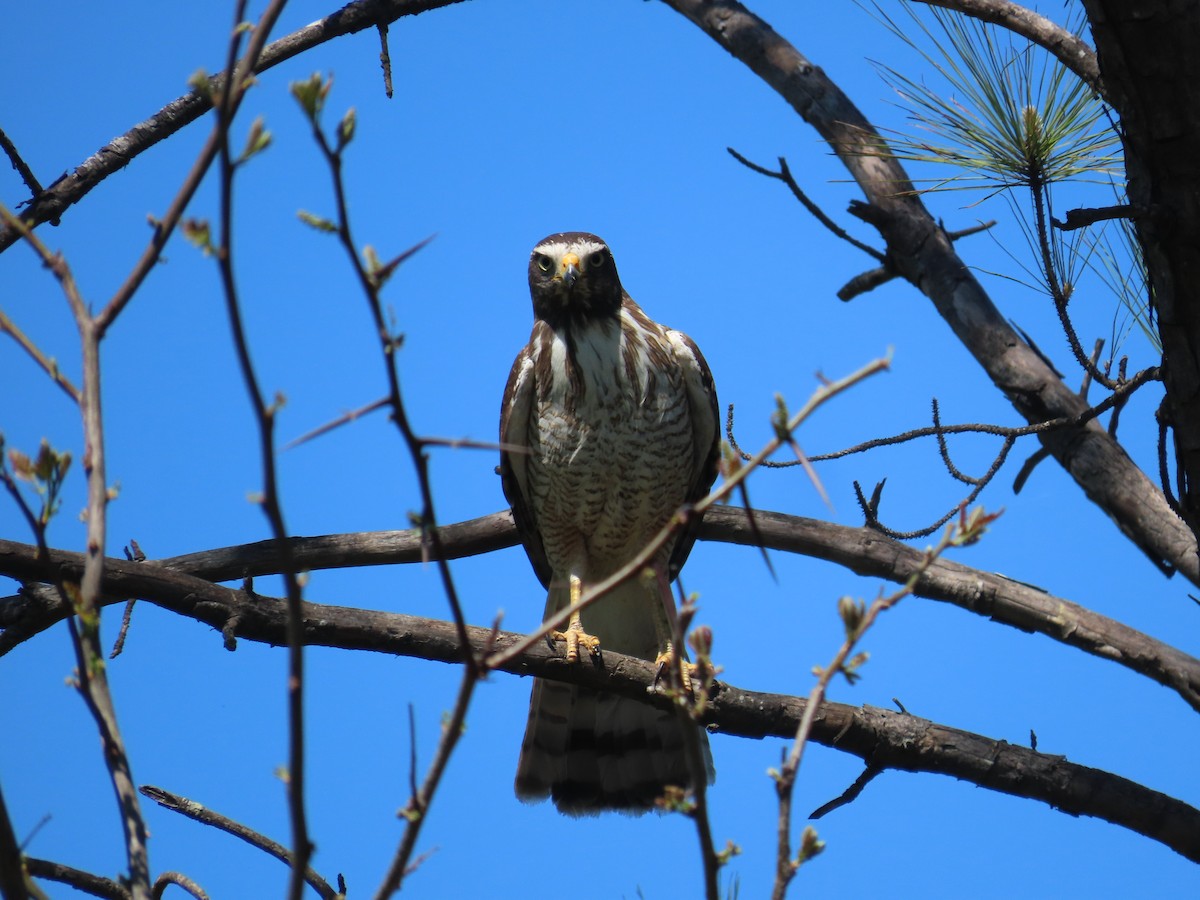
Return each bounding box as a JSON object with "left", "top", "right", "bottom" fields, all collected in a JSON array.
[
  {"left": 550, "top": 575, "right": 601, "bottom": 662},
  {"left": 654, "top": 642, "right": 698, "bottom": 695}
]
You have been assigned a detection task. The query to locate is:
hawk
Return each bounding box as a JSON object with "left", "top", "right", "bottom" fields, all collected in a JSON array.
[{"left": 499, "top": 231, "right": 720, "bottom": 814}]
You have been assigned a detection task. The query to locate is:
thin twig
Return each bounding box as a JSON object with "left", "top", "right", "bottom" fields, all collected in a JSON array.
[
  {"left": 836, "top": 219, "right": 995, "bottom": 301},
  {"left": 5, "top": 195, "right": 153, "bottom": 897},
  {"left": 375, "top": 670, "right": 477, "bottom": 898},
  {"left": 1029, "top": 181, "right": 1119, "bottom": 390},
  {"left": 292, "top": 76, "right": 480, "bottom": 893},
  {"left": 93, "top": 0, "right": 289, "bottom": 337},
  {"left": 298, "top": 91, "right": 473, "bottom": 666},
  {"left": 0, "top": 781, "right": 29, "bottom": 900},
  {"left": 0, "top": 0, "right": 470, "bottom": 254},
  {"left": 211, "top": 6, "right": 313, "bottom": 894},
  {"left": 0, "top": 303, "right": 81, "bottom": 403},
  {"left": 0, "top": 124, "right": 43, "bottom": 197},
  {"left": 808, "top": 765, "right": 884, "bottom": 819},
  {"left": 728, "top": 148, "right": 886, "bottom": 262},
  {"left": 729, "top": 365, "right": 1157, "bottom": 464},
  {"left": 151, "top": 871, "right": 209, "bottom": 900},
  {"left": 138, "top": 786, "right": 340, "bottom": 900},
  {"left": 771, "top": 506, "right": 996, "bottom": 898},
  {"left": 1054, "top": 203, "right": 1135, "bottom": 231},
  {"left": 725, "top": 365, "right": 1158, "bottom": 537},
  {"left": 377, "top": 23, "right": 394, "bottom": 98},
  {"left": 660, "top": 579, "right": 723, "bottom": 900},
  {"left": 931, "top": 399, "right": 977, "bottom": 485}
]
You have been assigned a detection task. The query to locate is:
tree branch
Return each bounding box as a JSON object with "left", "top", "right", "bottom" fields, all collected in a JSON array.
[
  {"left": 0, "top": 780, "right": 29, "bottom": 900},
  {"left": 138, "top": 786, "right": 338, "bottom": 900},
  {"left": 912, "top": 0, "right": 1102, "bottom": 94},
  {"left": 1081, "top": 1, "right": 1200, "bottom": 543},
  {"left": 23, "top": 857, "right": 130, "bottom": 900},
  {"left": 659, "top": 0, "right": 1200, "bottom": 586},
  {"left": 3, "top": 507, "right": 1199, "bottom": 711},
  {"left": 0, "top": 0, "right": 467, "bottom": 253},
  {"left": 0, "top": 124, "right": 43, "bottom": 198},
  {"left": 6, "top": 553, "right": 1197, "bottom": 864}
]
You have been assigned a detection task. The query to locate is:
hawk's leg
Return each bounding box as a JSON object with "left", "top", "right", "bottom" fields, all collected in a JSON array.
[{"left": 550, "top": 574, "right": 601, "bottom": 663}]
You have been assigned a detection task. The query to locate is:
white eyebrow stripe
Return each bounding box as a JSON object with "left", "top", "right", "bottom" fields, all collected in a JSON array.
[{"left": 533, "top": 238, "right": 607, "bottom": 259}]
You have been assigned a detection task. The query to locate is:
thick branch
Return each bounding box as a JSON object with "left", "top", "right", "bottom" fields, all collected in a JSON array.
[
  {"left": 3, "top": 506, "right": 1199, "bottom": 713},
  {"left": 0, "top": 0, "right": 466, "bottom": 252},
  {"left": 1081, "top": 2, "right": 1200, "bottom": 545},
  {"left": 659, "top": 0, "right": 1199, "bottom": 586},
  {"left": 4, "top": 551, "right": 1196, "bottom": 863}
]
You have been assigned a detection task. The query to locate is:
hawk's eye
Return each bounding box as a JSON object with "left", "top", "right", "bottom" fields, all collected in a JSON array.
[
  {"left": 534, "top": 254, "right": 553, "bottom": 274},
  {"left": 588, "top": 250, "right": 607, "bottom": 269}
]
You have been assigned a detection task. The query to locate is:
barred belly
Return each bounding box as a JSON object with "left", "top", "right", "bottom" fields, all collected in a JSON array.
[{"left": 527, "top": 311, "right": 695, "bottom": 581}]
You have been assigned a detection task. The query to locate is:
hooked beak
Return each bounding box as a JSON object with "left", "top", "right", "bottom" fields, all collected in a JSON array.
[{"left": 558, "top": 251, "right": 580, "bottom": 287}]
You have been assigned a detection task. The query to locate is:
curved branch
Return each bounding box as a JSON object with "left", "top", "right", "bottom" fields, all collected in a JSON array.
[
  {"left": 138, "top": 787, "right": 337, "bottom": 900},
  {"left": 912, "top": 0, "right": 1102, "bottom": 94},
  {"left": 24, "top": 857, "right": 130, "bottom": 899},
  {"left": 658, "top": 0, "right": 1199, "bottom": 586},
  {"left": 0, "top": 0, "right": 466, "bottom": 253},
  {"left": 3, "top": 506, "right": 1199, "bottom": 713},
  {"left": 6, "top": 555, "right": 1197, "bottom": 864}
]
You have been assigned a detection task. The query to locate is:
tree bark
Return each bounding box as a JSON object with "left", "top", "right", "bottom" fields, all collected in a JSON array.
[
  {"left": 3, "top": 538, "right": 1197, "bottom": 862},
  {"left": 1082, "top": 2, "right": 1200, "bottom": 557},
  {"left": 4, "top": 507, "right": 1199, "bottom": 711}
]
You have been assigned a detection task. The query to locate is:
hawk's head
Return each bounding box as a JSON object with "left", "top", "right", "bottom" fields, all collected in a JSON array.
[{"left": 528, "top": 232, "right": 624, "bottom": 326}]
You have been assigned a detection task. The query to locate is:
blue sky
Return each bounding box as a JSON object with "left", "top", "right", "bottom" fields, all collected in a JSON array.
[{"left": 2, "top": 1, "right": 1197, "bottom": 897}]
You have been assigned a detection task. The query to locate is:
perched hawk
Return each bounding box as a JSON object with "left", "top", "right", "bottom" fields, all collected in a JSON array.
[{"left": 499, "top": 232, "right": 720, "bottom": 814}]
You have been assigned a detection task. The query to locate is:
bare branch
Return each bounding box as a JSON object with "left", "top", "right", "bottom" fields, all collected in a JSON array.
[
  {"left": 808, "top": 765, "right": 884, "bottom": 819},
  {"left": 912, "top": 0, "right": 1102, "bottom": 94},
  {"left": 0, "top": 0, "right": 467, "bottom": 254},
  {"left": 727, "top": 148, "right": 886, "bottom": 262},
  {"left": 95, "top": 0, "right": 289, "bottom": 337},
  {"left": 374, "top": 669, "right": 477, "bottom": 898},
  {"left": 0, "top": 304, "right": 81, "bottom": 404},
  {"left": 4, "top": 508, "right": 1199, "bottom": 714},
  {"left": 0, "top": 781, "right": 29, "bottom": 900},
  {"left": 1053, "top": 203, "right": 1136, "bottom": 231},
  {"left": 23, "top": 857, "right": 130, "bottom": 899},
  {"left": 0, "top": 124, "right": 43, "bottom": 198},
  {"left": 378, "top": 23, "right": 394, "bottom": 99},
  {"left": 209, "top": 7, "right": 313, "bottom": 893},
  {"left": 5, "top": 213, "right": 154, "bottom": 896},
  {"left": 8, "top": 561, "right": 1197, "bottom": 864},
  {"left": 836, "top": 218, "right": 996, "bottom": 300},
  {"left": 770, "top": 509, "right": 992, "bottom": 897},
  {"left": 138, "top": 786, "right": 339, "bottom": 900},
  {"left": 660, "top": 0, "right": 1200, "bottom": 585},
  {"left": 151, "top": 871, "right": 209, "bottom": 900}
]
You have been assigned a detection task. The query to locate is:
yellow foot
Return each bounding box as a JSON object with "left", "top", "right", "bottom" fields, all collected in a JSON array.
[
  {"left": 653, "top": 643, "right": 699, "bottom": 695},
  {"left": 550, "top": 576, "right": 601, "bottom": 663},
  {"left": 551, "top": 613, "right": 601, "bottom": 663}
]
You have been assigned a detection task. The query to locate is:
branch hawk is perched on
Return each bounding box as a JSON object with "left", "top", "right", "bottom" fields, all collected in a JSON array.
[{"left": 500, "top": 232, "right": 720, "bottom": 814}]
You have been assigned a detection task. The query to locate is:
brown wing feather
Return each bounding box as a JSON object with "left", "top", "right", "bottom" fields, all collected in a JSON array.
[
  {"left": 499, "top": 339, "right": 552, "bottom": 588},
  {"left": 666, "top": 327, "right": 720, "bottom": 579}
]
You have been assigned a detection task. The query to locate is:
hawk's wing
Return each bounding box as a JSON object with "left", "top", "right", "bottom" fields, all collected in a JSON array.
[
  {"left": 665, "top": 326, "right": 720, "bottom": 579},
  {"left": 499, "top": 336, "right": 552, "bottom": 588}
]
